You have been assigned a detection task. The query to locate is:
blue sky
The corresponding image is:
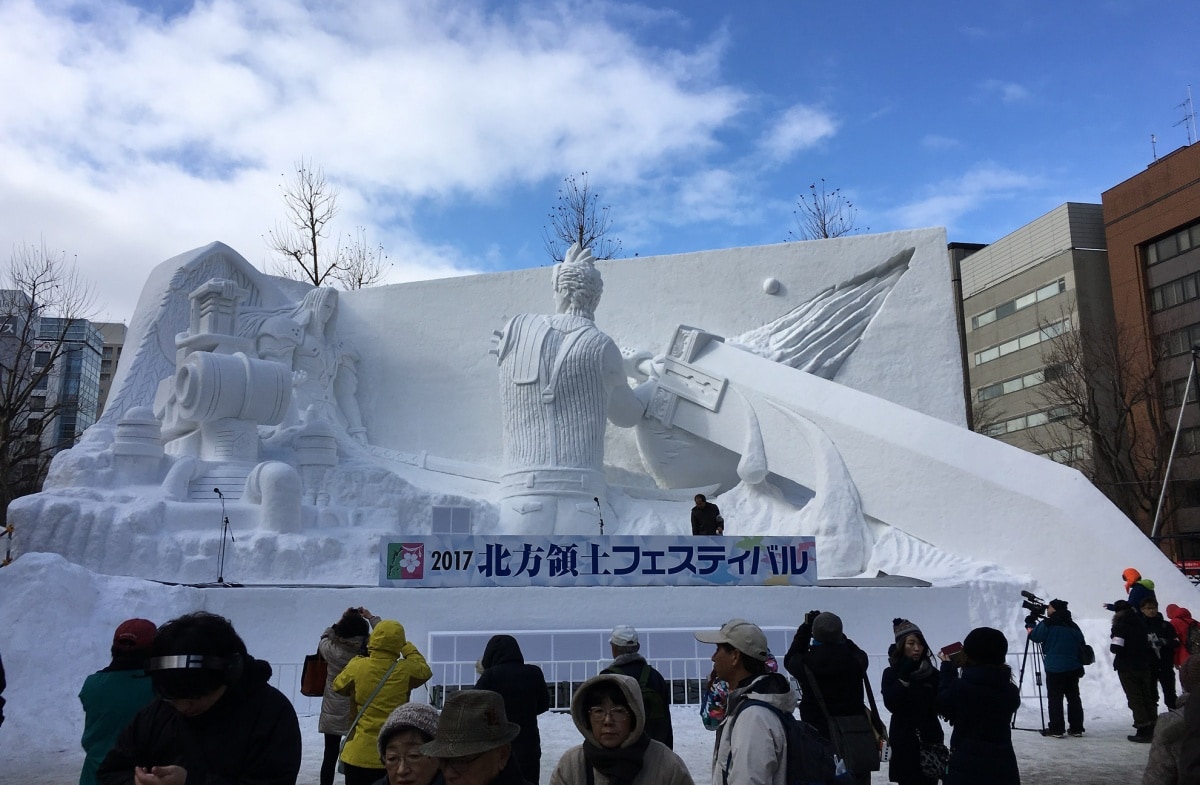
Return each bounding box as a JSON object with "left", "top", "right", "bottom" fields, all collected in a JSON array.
[{"left": 1, "top": 0, "right": 1198, "bottom": 321}]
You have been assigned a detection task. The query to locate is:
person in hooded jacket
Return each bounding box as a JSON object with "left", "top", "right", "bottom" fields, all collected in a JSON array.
[
  {"left": 549, "top": 672, "right": 693, "bottom": 785},
  {"left": 474, "top": 634, "right": 551, "bottom": 784},
  {"left": 79, "top": 618, "right": 158, "bottom": 785},
  {"left": 1142, "top": 654, "right": 1200, "bottom": 785},
  {"left": 880, "top": 618, "right": 943, "bottom": 785},
  {"left": 1028, "top": 599, "right": 1086, "bottom": 737},
  {"left": 697, "top": 618, "right": 796, "bottom": 785},
  {"left": 1166, "top": 604, "right": 1198, "bottom": 671},
  {"left": 335, "top": 619, "right": 433, "bottom": 785},
  {"left": 936, "top": 626, "right": 1020, "bottom": 785},
  {"left": 1107, "top": 568, "right": 1157, "bottom": 614},
  {"left": 319, "top": 607, "right": 380, "bottom": 785},
  {"left": 96, "top": 611, "right": 301, "bottom": 785},
  {"left": 784, "top": 610, "right": 878, "bottom": 785}
]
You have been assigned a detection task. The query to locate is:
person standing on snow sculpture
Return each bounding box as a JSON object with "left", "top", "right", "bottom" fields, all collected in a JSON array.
[
  {"left": 690, "top": 494, "right": 724, "bottom": 536},
  {"left": 494, "top": 243, "right": 650, "bottom": 535}
]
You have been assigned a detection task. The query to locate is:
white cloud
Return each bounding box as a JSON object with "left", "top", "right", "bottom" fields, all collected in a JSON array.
[
  {"left": 921, "top": 134, "right": 960, "bottom": 151},
  {"left": 757, "top": 104, "right": 838, "bottom": 161},
  {"left": 888, "top": 164, "right": 1042, "bottom": 231},
  {"left": 0, "top": 0, "right": 748, "bottom": 319},
  {"left": 979, "top": 79, "right": 1031, "bottom": 104}
]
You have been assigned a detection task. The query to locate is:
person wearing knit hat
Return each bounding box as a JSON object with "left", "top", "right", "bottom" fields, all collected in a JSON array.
[
  {"left": 78, "top": 618, "right": 158, "bottom": 785},
  {"left": 881, "top": 618, "right": 942, "bottom": 785},
  {"left": 1141, "top": 654, "right": 1200, "bottom": 784},
  {"left": 936, "top": 627, "right": 1020, "bottom": 783},
  {"left": 1029, "top": 598, "right": 1087, "bottom": 737},
  {"left": 783, "top": 611, "right": 878, "bottom": 784},
  {"left": 375, "top": 702, "right": 443, "bottom": 785}
]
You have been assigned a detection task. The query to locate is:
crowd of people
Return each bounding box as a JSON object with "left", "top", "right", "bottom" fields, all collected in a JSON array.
[{"left": 6, "top": 567, "right": 1199, "bottom": 784}]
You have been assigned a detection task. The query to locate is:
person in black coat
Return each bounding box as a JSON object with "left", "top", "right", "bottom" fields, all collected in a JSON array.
[
  {"left": 600, "top": 624, "right": 674, "bottom": 748},
  {"left": 1111, "top": 599, "right": 1159, "bottom": 742},
  {"left": 936, "top": 627, "right": 1020, "bottom": 785},
  {"left": 784, "top": 610, "right": 877, "bottom": 785},
  {"left": 1141, "top": 599, "right": 1181, "bottom": 710},
  {"left": 475, "top": 634, "right": 550, "bottom": 784},
  {"left": 690, "top": 494, "right": 724, "bottom": 536},
  {"left": 880, "top": 618, "right": 943, "bottom": 785},
  {"left": 97, "top": 611, "right": 302, "bottom": 785}
]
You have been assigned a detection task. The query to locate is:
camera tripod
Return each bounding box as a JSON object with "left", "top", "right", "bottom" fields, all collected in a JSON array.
[{"left": 1012, "top": 630, "right": 1047, "bottom": 733}]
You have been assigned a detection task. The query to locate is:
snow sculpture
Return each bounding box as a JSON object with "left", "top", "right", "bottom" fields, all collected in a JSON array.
[
  {"left": 241, "top": 287, "right": 367, "bottom": 444},
  {"left": 494, "top": 243, "right": 650, "bottom": 534}
]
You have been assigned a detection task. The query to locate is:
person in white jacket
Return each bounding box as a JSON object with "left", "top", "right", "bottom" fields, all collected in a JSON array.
[
  {"left": 696, "top": 618, "right": 796, "bottom": 785},
  {"left": 550, "top": 673, "right": 693, "bottom": 785}
]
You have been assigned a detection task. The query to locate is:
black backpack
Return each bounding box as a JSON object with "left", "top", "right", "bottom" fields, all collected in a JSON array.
[
  {"left": 725, "top": 698, "right": 838, "bottom": 785},
  {"left": 601, "top": 664, "right": 668, "bottom": 727}
]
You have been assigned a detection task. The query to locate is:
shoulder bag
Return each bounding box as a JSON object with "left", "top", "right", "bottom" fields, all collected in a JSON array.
[
  {"left": 300, "top": 649, "right": 328, "bottom": 697},
  {"left": 337, "top": 655, "right": 404, "bottom": 772},
  {"left": 804, "top": 664, "right": 885, "bottom": 774}
]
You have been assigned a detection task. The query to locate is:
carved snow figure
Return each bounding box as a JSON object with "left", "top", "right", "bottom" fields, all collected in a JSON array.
[
  {"left": 494, "top": 244, "right": 649, "bottom": 534},
  {"left": 242, "top": 287, "right": 367, "bottom": 445}
]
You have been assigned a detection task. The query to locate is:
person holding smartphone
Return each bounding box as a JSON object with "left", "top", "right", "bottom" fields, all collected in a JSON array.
[{"left": 936, "top": 627, "right": 1020, "bottom": 785}]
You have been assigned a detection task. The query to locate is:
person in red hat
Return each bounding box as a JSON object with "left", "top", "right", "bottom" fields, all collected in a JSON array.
[{"left": 78, "top": 618, "right": 158, "bottom": 785}]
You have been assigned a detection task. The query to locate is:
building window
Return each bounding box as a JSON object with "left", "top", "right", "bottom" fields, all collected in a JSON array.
[
  {"left": 1150, "top": 271, "right": 1200, "bottom": 313},
  {"left": 976, "top": 366, "right": 1062, "bottom": 402},
  {"left": 34, "top": 350, "right": 51, "bottom": 368},
  {"left": 29, "top": 396, "right": 45, "bottom": 412},
  {"left": 1160, "top": 323, "right": 1200, "bottom": 357},
  {"left": 1038, "top": 444, "right": 1086, "bottom": 465},
  {"left": 974, "top": 319, "right": 1070, "bottom": 366},
  {"left": 1145, "top": 220, "right": 1200, "bottom": 267},
  {"left": 970, "top": 278, "right": 1066, "bottom": 330},
  {"left": 983, "top": 405, "right": 1075, "bottom": 437},
  {"left": 1164, "top": 377, "right": 1200, "bottom": 409}
]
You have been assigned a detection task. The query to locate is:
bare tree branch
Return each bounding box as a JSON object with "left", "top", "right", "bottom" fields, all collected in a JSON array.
[
  {"left": 542, "top": 171, "right": 623, "bottom": 263},
  {"left": 266, "top": 159, "right": 342, "bottom": 287},
  {"left": 332, "top": 227, "right": 389, "bottom": 290},
  {"left": 788, "top": 179, "right": 868, "bottom": 240},
  {"left": 0, "top": 241, "right": 96, "bottom": 528}
]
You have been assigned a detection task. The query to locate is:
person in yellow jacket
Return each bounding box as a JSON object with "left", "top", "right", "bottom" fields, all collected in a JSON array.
[{"left": 333, "top": 619, "right": 433, "bottom": 785}]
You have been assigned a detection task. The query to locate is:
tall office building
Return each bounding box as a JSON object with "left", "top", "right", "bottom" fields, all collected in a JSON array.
[
  {"left": 96, "top": 321, "right": 126, "bottom": 415},
  {"left": 1104, "top": 142, "right": 1200, "bottom": 555},
  {"left": 34, "top": 318, "right": 104, "bottom": 450},
  {"left": 959, "top": 203, "right": 1112, "bottom": 465}
]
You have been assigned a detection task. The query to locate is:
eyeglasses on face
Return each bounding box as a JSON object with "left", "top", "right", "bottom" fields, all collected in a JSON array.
[
  {"left": 439, "top": 751, "right": 487, "bottom": 773},
  {"left": 384, "top": 753, "right": 427, "bottom": 769},
  {"left": 588, "top": 706, "right": 631, "bottom": 723}
]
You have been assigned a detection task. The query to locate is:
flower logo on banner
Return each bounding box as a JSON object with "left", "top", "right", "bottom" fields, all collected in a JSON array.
[{"left": 399, "top": 544, "right": 424, "bottom": 579}]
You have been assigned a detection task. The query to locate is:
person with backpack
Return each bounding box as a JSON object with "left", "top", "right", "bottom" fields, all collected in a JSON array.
[
  {"left": 601, "top": 625, "right": 673, "bottom": 749},
  {"left": 696, "top": 618, "right": 796, "bottom": 785},
  {"left": 1028, "top": 599, "right": 1086, "bottom": 737},
  {"left": 880, "top": 618, "right": 944, "bottom": 785},
  {"left": 549, "top": 672, "right": 693, "bottom": 785},
  {"left": 1111, "top": 599, "right": 1159, "bottom": 743}
]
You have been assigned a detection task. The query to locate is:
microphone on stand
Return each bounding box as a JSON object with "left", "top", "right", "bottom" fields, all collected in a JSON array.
[
  {"left": 213, "top": 487, "right": 223, "bottom": 498},
  {"left": 594, "top": 497, "right": 604, "bottom": 535}
]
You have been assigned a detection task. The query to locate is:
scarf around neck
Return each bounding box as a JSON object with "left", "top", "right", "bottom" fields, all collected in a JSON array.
[{"left": 582, "top": 732, "right": 650, "bottom": 785}]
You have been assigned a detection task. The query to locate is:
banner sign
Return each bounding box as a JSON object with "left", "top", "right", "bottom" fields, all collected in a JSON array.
[{"left": 379, "top": 535, "right": 817, "bottom": 588}]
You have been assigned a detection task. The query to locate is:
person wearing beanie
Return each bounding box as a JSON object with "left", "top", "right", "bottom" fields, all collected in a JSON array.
[
  {"left": 475, "top": 634, "right": 551, "bottom": 784},
  {"left": 334, "top": 619, "right": 433, "bottom": 785},
  {"left": 1141, "top": 654, "right": 1200, "bottom": 785},
  {"left": 936, "top": 627, "right": 1020, "bottom": 785},
  {"left": 880, "top": 618, "right": 943, "bottom": 785},
  {"left": 78, "top": 618, "right": 158, "bottom": 785},
  {"left": 1029, "top": 598, "right": 1087, "bottom": 737},
  {"left": 601, "top": 625, "right": 674, "bottom": 749},
  {"left": 1111, "top": 597, "right": 1159, "bottom": 742},
  {"left": 374, "top": 702, "right": 443, "bottom": 785},
  {"left": 319, "top": 606, "right": 381, "bottom": 785},
  {"left": 783, "top": 611, "right": 878, "bottom": 785}
]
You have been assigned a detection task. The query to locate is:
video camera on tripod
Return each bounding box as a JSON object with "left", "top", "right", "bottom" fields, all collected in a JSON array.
[{"left": 1021, "top": 590, "right": 1048, "bottom": 629}]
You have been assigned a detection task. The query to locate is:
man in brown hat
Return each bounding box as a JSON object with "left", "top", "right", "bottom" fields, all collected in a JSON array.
[{"left": 421, "top": 689, "right": 532, "bottom": 785}]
